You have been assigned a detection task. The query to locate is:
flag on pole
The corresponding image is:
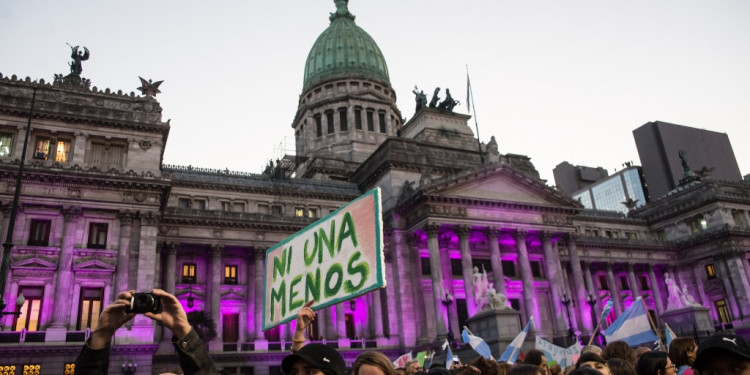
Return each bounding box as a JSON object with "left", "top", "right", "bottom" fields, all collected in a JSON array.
[
  {"left": 462, "top": 327, "right": 493, "bottom": 359},
  {"left": 393, "top": 352, "right": 412, "bottom": 368},
  {"left": 466, "top": 71, "right": 472, "bottom": 114},
  {"left": 604, "top": 298, "right": 659, "bottom": 346},
  {"left": 499, "top": 316, "right": 534, "bottom": 364},
  {"left": 599, "top": 299, "right": 614, "bottom": 325},
  {"left": 443, "top": 339, "right": 454, "bottom": 369},
  {"left": 665, "top": 323, "right": 676, "bottom": 350}
]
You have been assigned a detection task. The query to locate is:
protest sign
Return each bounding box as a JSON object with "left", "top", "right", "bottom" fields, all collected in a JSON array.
[
  {"left": 263, "top": 188, "right": 385, "bottom": 330},
  {"left": 535, "top": 336, "right": 581, "bottom": 368}
]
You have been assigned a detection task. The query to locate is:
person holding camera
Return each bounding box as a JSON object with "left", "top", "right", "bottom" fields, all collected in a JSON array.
[{"left": 74, "top": 289, "right": 219, "bottom": 374}]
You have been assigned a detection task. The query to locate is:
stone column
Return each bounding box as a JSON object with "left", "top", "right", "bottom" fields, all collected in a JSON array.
[
  {"left": 583, "top": 261, "right": 601, "bottom": 318},
  {"left": 336, "top": 302, "right": 350, "bottom": 347},
  {"left": 606, "top": 263, "right": 623, "bottom": 316},
  {"left": 164, "top": 243, "right": 178, "bottom": 295},
  {"left": 627, "top": 263, "right": 642, "bottom": 300},
  {"left": 648, "top": 264, "right": 665, "bottom": 314},
  {"left": 484, "top": 227, "right": 506, "bottom": 294},
  {"left": 253, "top": 248, "right": 268, "bottom": 348},
  {"left": 131, "top": 213, "right": 159, "bottom": 341},
  {"left": 691, "top": 265, "right": 708, "bottom": 306},
  {"left": 46, "top": 207, "right": 80, "bottom": 342},
  {"left": 209, "top": 244, "right": 223, "bottom": 350},
  {"left": 725, "top": 250, "right": 750, "bottom": 318},
  {"left": 514, "top": 229, "right": 540, "bottom": 328},
  {"left": 371, "top": 288, "right": 385, "bottom": 339},
  {"left": 426, "top": 224, "right": 447, "bottom": 336},
  {"left": 566, "top": 235, "right": 591, "bottom": 331},
  {"left": 114, "top": 211, "right": 134, "bottom": 295},
  {"left": 457, "top": 226, "right": 477, "bottom": 316},
  {"left": 542, "top": 232, "right": 567, "bottom": 337}
]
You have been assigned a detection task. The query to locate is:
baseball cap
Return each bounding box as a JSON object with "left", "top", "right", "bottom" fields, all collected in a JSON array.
[
  {"left": 281, "top": 344, "right": 346, "bottom": 375},
  {"left": 694, "top": 333, "right": 750, "bottom": 369},
  {"left": 576, "top": 352, "right": 606, "bottom": 368}
]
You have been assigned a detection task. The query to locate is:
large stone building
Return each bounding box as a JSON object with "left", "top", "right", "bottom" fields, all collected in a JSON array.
[{"left": 1, "top": 1, "right": 750, "bottom": 374}]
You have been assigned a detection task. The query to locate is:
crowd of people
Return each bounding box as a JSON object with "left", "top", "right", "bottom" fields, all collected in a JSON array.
[{"left": 74, "top": 290, "right": 750, "bottom": 375}]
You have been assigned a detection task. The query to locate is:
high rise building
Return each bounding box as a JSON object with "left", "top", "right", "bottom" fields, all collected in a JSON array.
[
  {"left": 633, "top": 121, "right": 742, "bottom": 199},
  {"left": 571, "top": 165, "right": 650, "bottom": 214},
  {"left": 553, "top": 162, "right": 609, "bottom": 195}
]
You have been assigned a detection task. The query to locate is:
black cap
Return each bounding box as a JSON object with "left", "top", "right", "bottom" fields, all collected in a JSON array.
[
  {"left": 694, "top": 333, "right": 750, "bottom": 369},
  {"left": 576, "top": 352, "right": 606, "bottom": 368},
  {"left": 282, "top": 344, "right": 346, "bottom": 375}
]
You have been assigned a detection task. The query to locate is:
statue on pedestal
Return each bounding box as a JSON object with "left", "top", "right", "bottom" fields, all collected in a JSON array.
[
  {"left": 429, "top": 87, "right": 441, "bottom": 108},
  {"left": 473, "top": 265, "right": 510, "bottom": 311},
  {"left": 681, "top": 284, "right": 702, "bottom": 307},
  {"left": 412, "top": 86, "right": 428, "bottom": 112},
  {"left": 68, "top": 44, "right": 89, "bottom": 76},
  {"left": 438, "top": 88, "right": 459, "bottom": 112},
  {"left": 664, "top": 272, "right": 686, "bottom": 310}
]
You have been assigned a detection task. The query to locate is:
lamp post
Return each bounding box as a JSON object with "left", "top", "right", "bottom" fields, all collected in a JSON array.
[
  {"left": 0, "top": 86, "right": 36, "bottom": 315},
  {"left": 586, "top": 292, "right": 598, "bottom": 343},
  {"left": 0, "top": 293, "right": 25, "bottom": 317},
  {"left": 441, "top": 289, "right": 454, "bottom": 345}
]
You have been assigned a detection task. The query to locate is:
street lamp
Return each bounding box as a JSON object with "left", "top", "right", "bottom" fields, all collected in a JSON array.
[
  {"left": 561, "top": 292, "right": 574, "bottom": 344},
  {"left": 586, "top": 292, "right": 598, "bottom": 343},
  {"left": 0, "top": 293, "right": 25, "bottom": 317},
  {"left": 441, "top": 289, "right": 454, "bottom": 344}
]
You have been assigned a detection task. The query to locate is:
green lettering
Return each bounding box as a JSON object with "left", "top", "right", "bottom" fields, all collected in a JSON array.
[
  {"left": 286, "top": 246, "right": 293, "bottom": 273},
  {"left": 304, "top": 233, "right": 321, "bottom": 266},
  {"left": 344, "top": 251, "right": 369, "bottom": 293},
  {"left": 324, "top": 263, "right": 343, "bottom": 298},
  {"left": 270, "top": 280, "right": 286, "bottom": 321},
  {"left": 272, "top": 248, "right": 287, "bottom": 282},
  {"left": 305, "top": 267, "right": 321, "bottom": 302},
  {"left": 289, "top": 274, "right": 304, "bottom": 311},
  {"left": 336, "top": 212, "right": 358, "bottom": 251},
  {"left": 319, "top": 220, "right": 336, "bottom": 258}
]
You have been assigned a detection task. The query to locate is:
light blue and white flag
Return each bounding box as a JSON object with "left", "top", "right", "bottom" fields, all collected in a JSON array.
[
  {"left": 604, "top": 298, "right": 658, "bottom": 346},
  {"left": 599, "top": 299, "right": 614, "bottom": 325},
  {"left": 665, "top": 323, "right": 676, "bottom": 350},
  {"left": 499, "top": 316, "right": 534, "bottom": 364},
  {"left": 443, "top": 339, "right": 454, "bottom": 369},
  {"left": 462, "top": 327, "right": 493, "bottom": 359}
]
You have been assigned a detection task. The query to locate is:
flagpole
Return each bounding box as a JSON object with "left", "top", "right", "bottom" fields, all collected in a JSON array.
[
  {"left": 587, "top": 319, "right": 604, "bottom": 346},
  {"left": 643, "top": 299, "right": 664, "bottom": 350},
  {"left": 466, "top": 65, "right": 484, "bottom": 164}
]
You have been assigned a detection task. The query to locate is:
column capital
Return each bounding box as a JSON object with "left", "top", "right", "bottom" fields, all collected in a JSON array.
[
  {"left": 455, "top": 225, "right": 471, "bottom": 239},
  {"left": 62, "top": 207, "right": 81, "bottom": 222},
  {"left": 254, "top": 247, "right": 266, "bottom": 260},
  {"left": 606, "top": 262, "right": 614, "bottom": 271},
  {"left": 513, "top": 229, "right": 528, "bottom": 242},
  {"left": 539, "top": 231, "right": 553, "bottom": 242},
  {"left": 581, "top": 260, "right": 591, "bottom": 270},
  {"left": 425, "top": 223, "right": 441, "bottom": 237},
  {"left": 118, "top": 211, "right": 136, "bottom": 225},
  {"left": 483, "top": 227, "right": 500, "bottom": 240},
  {"left": 211, "top": 244, "right": 224, "bottom": 257},
  {"left": 564, "top": 233, "right": 577, "bottom": 244},
  {"left": 140, "top": 211, "right": 159, "bottom": 226},
  {"left": 166, "top": 242, "right": 179, "bottom": 255}
]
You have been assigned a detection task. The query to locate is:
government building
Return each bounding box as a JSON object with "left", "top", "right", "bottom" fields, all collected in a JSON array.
[{"left": 1, "top": 1, "right": 749, "bottom": 374}]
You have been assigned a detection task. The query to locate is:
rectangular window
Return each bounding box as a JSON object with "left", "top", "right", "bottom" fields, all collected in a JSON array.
[
  {"left": 378, "top": 113, "right": 386, "bottom": 133},
  {"left": 715, "top": 299, "right": 731, "bottom": 324},
  {"left": 225, "top": 265, "right": 238, "bottom": 284},
  {"left": 28, "top": 219, "right": 51, "bottom": 246},
  {"left": 307, "top": 208, "right": 318, "bottom": 218},
  {"left": 178, "top": 198, "right": 191, "bottom": 209},
  {"left": 315, "top": 115, "right": 322, "bottom": 137},
  {"left": 509, "top": 298, "right": 521, "bottom": 311},
  {"left": 421, "top": 257, "right": 431, "bottom": 275},
  {"left": 220, "top": 202, "right": 231, "bottom": 211},
  {"left": 530, "top": 260, "right": 544, "bottom": 278},
  {"left": 640, "top": 276, "right": 650, "bottom": 290},
  {"left": 77, "top": 287, "right": 103, "bottom": 330},
  {"left": 0, "top": 133, "right": 13, "bottom": 156},
  {"left": 54, "top": 140, "right": 71, "bottom": 162},
  {"left": 599, "top": 275, "right": 609, "bottom": 290},
  {"left": 258, "top": 204, "right": 269, "bottom": 214},
  {"left": 450, "top": 259, "right": 463, "bottom": 276},
  {"left": 89, "top": 142, "right": 125, "bottom": 168},
  {"left": 732, "top": 210, "right": 748, "bottom": 228},
  {"left": 87, "top": 223, "right": 108, "bottom": 249},
  {"left": 182, "top": 263, "right": 196, "bottom": 283},
  {"left": 233, "top": 202, "right": 245, "bottom": 213},
  {"left": 326, "top": 112, "right": 334, "bottom": 134},
  {"left": 14, "top": 286, "right": 43, "bottom": 331},
  {"left": 355, "top": 109, "right": 362, "bottom": 130},
  {"left": 33, "top": 137, "right": 50, "bottom": 159},
  {"left": 345, "top": 313, "right": 355, "bottom": 339},
  {"left": 366, "top": 111, "right": 374, "bottom": 131},
  {"left": 706, "top": 264, "right": 717, "bottom": 280},
  {"left": 620, "top": 276, "right": 630, "bottom": 290},
  {"left": 502, "top": 260, "right": 517, "bottom": 277},
  {"left": 472, "top": 259, "right": 492, "bottom": 273},
  {"left": 295, "top": 207, "right": 305, "bottom": 217},
  {"left": 339, "top": 110, "right": 348, "bottom": 131},
  {"left": 195, "top": 200, "right": 206, "bottom": 210},
  {"left": 272, "top": 205, "right": 282, "bottom": 215}
]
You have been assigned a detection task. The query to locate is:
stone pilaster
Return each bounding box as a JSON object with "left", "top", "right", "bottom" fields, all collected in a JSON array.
[
  {"left": 605, "top": 262, "right": 623, "bottom": 316},
  {"left": 484, "top": 227, "right": 506, "bottom": 294},
  {"left": 114, "top": 211, "right": 134, "bottom": 295},
  {"left": 371, "top": 288, "right": 385, "bottom": 339},
  {"left": 648, "top": 263, "right": 664, "bottom": 314},
  {"left": 566, "top": 234, "right": 591, "bottom": 331},
  {"left": 514, "top": 229, "right": 539, "bottom": 328},
  {"left": 541, "top": 232, "right": 567, "bottom": 337},
  {"left": 131, "top": 212, "right": 159, "bottom": 342},
  {"left": 253, "top": 248, "right": 268, "bottom": 348},
  {"left": 426, "top": 223, "right": 447, "bottom": 336},
  {"left": 691, "top": 265, "right": 708, "bottom": 306},
  {"left": 46, "top": 207, "right": 80, "bottom": 342},
  {"left": 457, "top": 226, "right": 477, "bottom": 316},
  {"left": 209, "top": 244, "right": 223, "bottom": 350},
  {"left": 583, "top": 261, "right": 601, "bottom": 318}
]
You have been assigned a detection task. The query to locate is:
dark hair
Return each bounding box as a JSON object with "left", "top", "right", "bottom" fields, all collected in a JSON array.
[
  {"left": 508, "top": 364, "right": 542, "bottom": 375},
  {"left": 569, "top": 369, "right": 604, "bottom": 375},
  {"left": 471, "top": 356, "right": 501, "bottom": 375},
  {"left": 602, "top": 341, "right": 637, "bottom": 365},
  {"left": 549, "top": 364, "right": 562, "bottom": 375},
  {"left": 353, "top": 351, "right": 395, "bottom": 375},
  {"left": 668, "top": 337, "right": 697, "bottom": 367},
  {"left": 635, "top": 351, "right": 668, "bottom": 375},
  {"left": 524, "top": 350, "right": 546, "bottom": 366},
  {"left": 497, "top": 362, "right": 513, "bottom": 375},
  {"left": 607, "top": 358, "right": 637, "bottom": 375},
  {"left": 576, "top": 353, "right": 606, "bottom": 369}
]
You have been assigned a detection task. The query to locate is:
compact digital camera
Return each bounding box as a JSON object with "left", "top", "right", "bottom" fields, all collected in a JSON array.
[{"left": 126, "top": 292, "right": 163, "bottom": 314}]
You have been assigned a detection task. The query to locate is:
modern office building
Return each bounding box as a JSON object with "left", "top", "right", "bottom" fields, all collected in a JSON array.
[
  {"left": 553, "top": 162, "right": 609, "bottom": 195},
  {"left": 571, "top": 165, "right": 650, "bottom": 215},
  {"left": 1, "top": 2, "right": 750, "bottom": 373},
  {"left": 633, "top": 121, "right": 742, "bottom": 199}
]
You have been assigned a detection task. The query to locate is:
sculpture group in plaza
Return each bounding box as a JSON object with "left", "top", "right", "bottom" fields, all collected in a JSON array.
[
  {"left": 664, "top": 272, "right": 702, "bottom": 310},
  {"left": 473, "top": 265, "right": 510, "bottom": 311}
]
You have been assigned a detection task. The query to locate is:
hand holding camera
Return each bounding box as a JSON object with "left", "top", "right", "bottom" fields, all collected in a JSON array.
[
  {"left": 143, "top": 289, "right": 191, "bottom": 340},
  {"left": 125, "top": 292, "right": 163, "bottom": 314}
]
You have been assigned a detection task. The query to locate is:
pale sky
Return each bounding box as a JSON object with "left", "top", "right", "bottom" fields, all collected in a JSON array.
[{"left": 2, "top": 0, "right": 748, "bottom": 184}]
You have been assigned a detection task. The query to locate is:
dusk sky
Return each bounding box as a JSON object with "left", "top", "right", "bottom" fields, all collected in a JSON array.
[{"left": 1, "top": 0, "right": 748, "bottom": 185}]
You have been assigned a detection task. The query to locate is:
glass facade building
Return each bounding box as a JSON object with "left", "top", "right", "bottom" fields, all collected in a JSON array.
[{"left": 572, "top": 167, "right": 649, "bottom": 214}]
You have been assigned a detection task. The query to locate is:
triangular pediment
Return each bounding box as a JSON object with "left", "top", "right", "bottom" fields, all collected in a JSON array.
[
  {"left": 423, "top": 165, "right": 582, "bottom": 209},
  {"left": 12, "top": 257, "right": 57, "bottom": 270},
  {"left": 73, "top": 259, "right": 116, "bottom": 272}
]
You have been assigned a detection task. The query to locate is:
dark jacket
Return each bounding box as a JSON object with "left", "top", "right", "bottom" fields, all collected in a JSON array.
[{"left": 74, "top": 328, "right": 219, "bottom": 374}]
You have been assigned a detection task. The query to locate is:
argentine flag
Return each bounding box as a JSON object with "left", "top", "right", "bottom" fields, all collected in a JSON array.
[
  {"left": 604, "top": 297, "right": 658, "bottom": 346},
  {"left": 462, "top": 327, "right": 493, "bottom": 359},
  {"left": 665, "top": 323, "right": 676, "bottom": 350},
  {"left": 499, "top": 316, "right": 534, "bottom": 364}
]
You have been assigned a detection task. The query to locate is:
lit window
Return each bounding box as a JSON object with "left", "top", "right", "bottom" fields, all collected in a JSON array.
[
  {"left": 224, "top": 265, "right": 238, "bottom": 284},
  {"left": 706, "top": 264, "right": 717, "bottom": 279},
  {"left": 87, "top": 223, "right": 108, "bottom": 249},
  {"left": 14, "top": 286, "right": 43, "bottom": 331},
  {"left": 0, "top": 133, "right": 13, "bottom": 156},
  {"left": 33, "top": 137, "right": 72, "bottom": 162},
  {"left": 182, "top": 264, "right": 196, "bottom": 283},
  {"left": 715, "top": 299, "right": 731, "bottom": 324},
  {"left": 77, "top": 287, "right": 103, "bottom": 330},
  {"left": 28, "top": 219, "right": 51, "bottom": 246},
  {"left": 295, "top": 207, "right": 305, "bottom": 217},
  {"left": 307, "top": 208, "right": 318, "bottom": 218},
  {"left": 33, "top": 137, "right": 51, "bottom": 159}
]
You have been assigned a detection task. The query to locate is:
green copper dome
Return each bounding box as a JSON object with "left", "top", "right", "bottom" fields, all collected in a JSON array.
[{"left": 303, "top": 0, "right": 390, "bottom": 91}]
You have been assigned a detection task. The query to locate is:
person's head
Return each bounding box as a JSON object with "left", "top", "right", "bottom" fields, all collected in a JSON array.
[
  {"left": 549, "top": 364, "right": 562, "bottom": 375},
  {"left": 508, "top": 364, "right": 543, "bottom": 375},
  {"left": 281, "top": 344, "right": 346, "bottom": 375},
  {"left": 634, "top": 347, "right": 651, "bottom": 362},
  {"left": 395, "top": 368, "right": 406, "bottom": 375},
  {"left": 582, "top": 345, "right": 603, "bottom": 356},
  {"left": 668, "top": 337, "right": 697, "bottom": 367},
  {"left": 497, "top": 362, "right": 513, "bottom": 375},
  {"left": 568, "top": 369, "right": 604, "bottom": 375},
  {"left": 525, "top": 350, "right": 548, "bottom": 374},
  {"left": 576, "top": 352, "right": 609, "bottom": 375},
  {"left": 602, "top": 341, "right": 636, "bottom": 366},
  {"left": 353, "top": 351, "right": 395, "bottom": 375},
  {"left": 607, "top": 358, "right": 636, "bottom": 375},
  {"left": 635, "top": 351, "right": 674, "bottom": 375},
  {"left": 693, "top": 333, "right": 750, "bottom": 374},
  {"left": 405, "top": 360, "right": 422, "bottom": 375}
]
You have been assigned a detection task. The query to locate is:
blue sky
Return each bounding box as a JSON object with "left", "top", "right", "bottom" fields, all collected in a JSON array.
[{"left": 2, "top": 0, "right": 748, "bottom": 183}]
